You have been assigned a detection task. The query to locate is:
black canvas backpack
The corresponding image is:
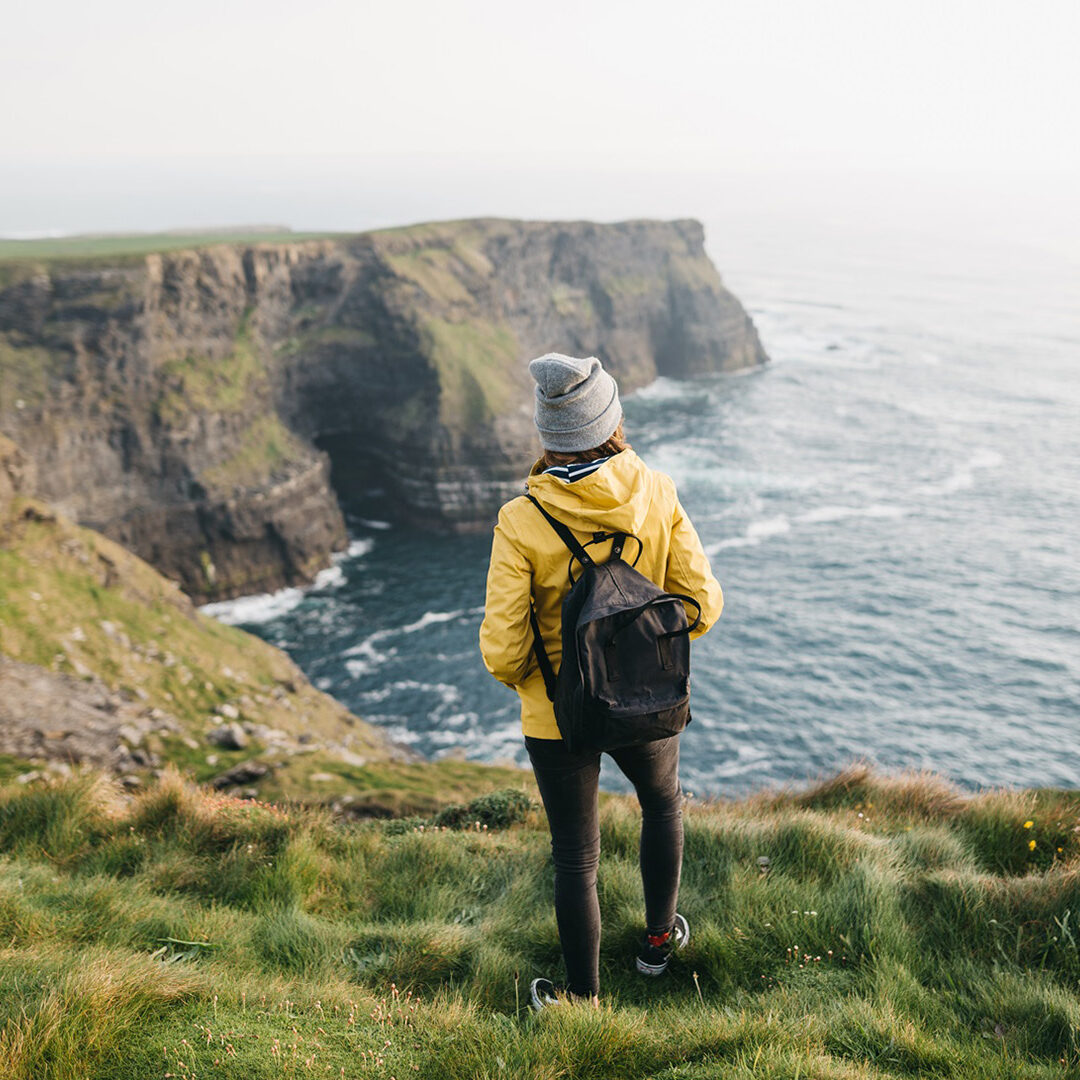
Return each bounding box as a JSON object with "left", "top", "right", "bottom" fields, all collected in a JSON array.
[{"left": 526, "top": 494, "right": 702, "bottom": 753}]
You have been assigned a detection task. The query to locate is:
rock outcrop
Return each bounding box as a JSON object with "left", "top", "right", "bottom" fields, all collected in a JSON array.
[
  {"left": 0, "top": 218, "right": 767, "bottom": 600},
  {"left": 0, "top": 464, "right": 401, "bottom": 781},
  {"left": 0, "top": 433, "right": 34, "bottom": 518}
]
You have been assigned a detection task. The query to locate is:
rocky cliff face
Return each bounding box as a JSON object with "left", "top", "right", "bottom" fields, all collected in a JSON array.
[{"left": 0, "top": 218, "right": 767, "bottom": 600}]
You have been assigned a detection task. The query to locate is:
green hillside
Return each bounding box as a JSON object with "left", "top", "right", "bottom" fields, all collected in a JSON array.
[{"left": 1, "top": 765, "right": 1078, "bottom": 1078}]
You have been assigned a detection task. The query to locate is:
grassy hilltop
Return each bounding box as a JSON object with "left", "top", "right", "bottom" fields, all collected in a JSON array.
[{"left": 2, "top": 764, "right": 1079, "bottom": 1079}]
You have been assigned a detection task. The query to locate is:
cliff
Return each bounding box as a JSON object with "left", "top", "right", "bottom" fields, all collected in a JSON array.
[
  {"left": 0, "top": 218, "right": 767, "bottom": 601},
  {"left": 0, "top": 437, "right": 399, "bottom": 789}
]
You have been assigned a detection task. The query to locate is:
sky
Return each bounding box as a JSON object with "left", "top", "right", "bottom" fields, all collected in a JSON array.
[{"left": 2, "top": 0, "right": 1078, "bottom": 250}]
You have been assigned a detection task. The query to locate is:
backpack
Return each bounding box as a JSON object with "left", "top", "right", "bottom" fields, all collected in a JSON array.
[{"left": 526, "top": 494, "right": 702, "bottom": 753}]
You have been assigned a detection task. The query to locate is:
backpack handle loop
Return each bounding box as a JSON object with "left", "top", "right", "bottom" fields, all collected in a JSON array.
[
  {"left": 608, "top": 593, "right": 703, "bottom": 642},
  {"left": 660, "top": 592, "right": 703, "bottom": 636},
  {"left": 567, "top": 532, "right": 643, "bottom": 585}
]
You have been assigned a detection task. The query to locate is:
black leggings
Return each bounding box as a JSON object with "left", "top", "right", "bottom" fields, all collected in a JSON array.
[{"left": 524, "top": 734, "right": 684, "bottom": 996}]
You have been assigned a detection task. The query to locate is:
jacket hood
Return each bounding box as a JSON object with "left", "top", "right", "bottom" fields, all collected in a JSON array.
[{"left": 525, "top": 448, "right": 658, "bottom": 536}]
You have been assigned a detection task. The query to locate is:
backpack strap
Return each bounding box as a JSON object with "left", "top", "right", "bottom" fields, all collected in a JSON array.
[
  {"left": 525, "top": 495, "right": 575, "bottom": 703},
  {"left": 528, "top": 603, "right": 558, "bottom": 703},
  {"left": 525, "top": 495, "right": 594, "bottom": 568}
]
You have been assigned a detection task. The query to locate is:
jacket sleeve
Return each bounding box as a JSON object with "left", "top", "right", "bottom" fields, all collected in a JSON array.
[
  {"left": 479, "top": 508, "right": 535, "bottom": 688},
  {"left": 664, "top": 495, "right": 724, "bottom": 640}
]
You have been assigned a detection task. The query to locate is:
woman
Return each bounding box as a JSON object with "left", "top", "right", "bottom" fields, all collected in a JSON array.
[{"left": 479, "top": 352, "right": 724, "bottom": 1008}]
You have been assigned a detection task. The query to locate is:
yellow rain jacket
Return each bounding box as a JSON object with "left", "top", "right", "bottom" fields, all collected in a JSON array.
[{"left": 479, "top": 448, "right": 724, "bottom": 740}]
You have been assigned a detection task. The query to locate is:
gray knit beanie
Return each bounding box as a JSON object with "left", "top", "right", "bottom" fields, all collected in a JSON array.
[{"left": 529, "top": 353, "right": 622, "bottom": 452}]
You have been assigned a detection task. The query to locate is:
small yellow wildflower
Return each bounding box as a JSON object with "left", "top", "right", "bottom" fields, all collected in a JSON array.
[
  {"left": 1028, "top": 839, "right": 1037, "bottom": 851},
  {"left": 1023, "top": 821, "right": 1034, "bottom": 829}
]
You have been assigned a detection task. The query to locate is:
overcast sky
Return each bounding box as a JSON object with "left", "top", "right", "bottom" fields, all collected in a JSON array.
[{"left": 2, "top": 0, "right": 1078, "bottom": 243}]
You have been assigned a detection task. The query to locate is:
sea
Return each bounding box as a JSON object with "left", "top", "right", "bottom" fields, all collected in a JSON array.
[{"left": 202, "top": 215, "right": 1080, "bottom": 797}]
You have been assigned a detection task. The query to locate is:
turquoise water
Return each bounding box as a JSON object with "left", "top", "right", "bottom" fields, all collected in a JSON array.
[{"left": 204, "top": 223, "right": 1080, "bottom": 795}]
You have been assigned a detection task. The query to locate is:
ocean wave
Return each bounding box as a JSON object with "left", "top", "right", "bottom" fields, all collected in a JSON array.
[
  {"left": 706, "top": 502, "right": 909, "bottom": 555},
  {"left": 343, "top": 537, "right": 376, "bottom": 558},
  {"left": 706, "top": 515, "right": 791, "bottom": 553},
  {"left": 763, "top": 330, "right": 883, "bottom": 370},
  {"left": 343, "top": 633, "right": 396, "bottom": 677},
  {"left": 200, "top": 535, "right": 375, "bottom": 624},
  {"left": 397, "top": 607, "right": 486, "bottom": 635},
  {"left": 796, "top": 503, "right": 907, "bottom": 525},
  {"left": 917, "top": 449, "right": 1004, "bottom": 496},
  {"left": 358, "top": 680, "right": 461, "bottom": 707},
  {"left": 627, "top": 376, "right": 697, "bottom": 402},
  {"left": 311, "top": 564, "right": 345, "bottom": 591},
  {"left": 340, "top": 608, "right": 485, "bottom": 678},
  {"left": 200, "top": 586, "right": 307, "bottom": 626}
]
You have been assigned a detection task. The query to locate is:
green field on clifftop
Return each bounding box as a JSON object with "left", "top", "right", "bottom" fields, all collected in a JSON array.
[
  {"left": 0, "top": 230, "right": 339, "bottom": 262},
  {"left": 1, "top": 765, "right": 1079, "bottom": 1079}
]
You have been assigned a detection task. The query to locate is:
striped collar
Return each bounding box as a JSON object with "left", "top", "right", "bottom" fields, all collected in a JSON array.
[{"left": 541, "top": 456, "right": 612, "bottom": 483}]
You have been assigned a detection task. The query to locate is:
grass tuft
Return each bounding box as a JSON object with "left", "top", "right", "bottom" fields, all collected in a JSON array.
[{"left": 0, "top": 764, "right": 1079, "bottom": 1078}]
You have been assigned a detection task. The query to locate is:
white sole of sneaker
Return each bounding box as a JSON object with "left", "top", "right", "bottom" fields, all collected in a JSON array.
[
  {"left": 529, "top": 978, "right": 560, "bottom": 1011},
  {"left": 635, "top": 914, "right": 690, "bottom": 976},
  {"left": 635, "top": 956, "right": 669, "bottom": 976}
]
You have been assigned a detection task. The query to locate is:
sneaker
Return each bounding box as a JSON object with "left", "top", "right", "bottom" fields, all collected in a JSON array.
[
  {"left": 635, "top": 912, "right": 689, "bottom": 976},
  {"left": 529, "top": 977, "right": 561, "bottom": 1011}
]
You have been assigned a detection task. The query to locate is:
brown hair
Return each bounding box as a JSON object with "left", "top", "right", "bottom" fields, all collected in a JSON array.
[{"left": 541, "top": 421, "right": 631, "bottom": 470}]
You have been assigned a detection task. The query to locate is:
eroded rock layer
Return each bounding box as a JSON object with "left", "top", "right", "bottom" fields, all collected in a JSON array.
[{"left": 0, "top": 218, "right": 766, "bottom": 600}]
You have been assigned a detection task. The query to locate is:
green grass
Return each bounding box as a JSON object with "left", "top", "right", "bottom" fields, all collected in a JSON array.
[
  {"left": 0, "top": 231, "right": 337, "bottom": 262},
  {"left": 386, "top": 248, "right": 477, "bottom": 305},
  {"left": 0, "top": 334, "right": 62, "bottom": 411},
  {"left": 199, "top": 415, "right": 310, "bottom": 494},
  {"left": 669, "top": 252, "right": 725, "bottom": 290},
  {"left": 0, "top": 496, "right": 381, "bottom": 748},
  {"left": 1, "top": 764, "right": 1079, "bottom": 1078},
  {"left": 600, "top": 273, "right": 662, "bottom": 299},
  {"left": 551, "top": 281, "right": 597, "bottom": 320},
  {"left": 420, "top": 317, "right": 520, "bottom": 428},
  {"left": 253, "top": 756, "right": 538, "bottom": 817},
  {"left": 154, "top": 309, "right": 266, "bottom": 425}
]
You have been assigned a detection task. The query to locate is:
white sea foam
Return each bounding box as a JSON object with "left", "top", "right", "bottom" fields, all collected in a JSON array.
[
  {"left": 341, "top": 609, "right": 484, "bottom": 678},
  {"left": 441, "top": 711, "right": 477, "bottom": 730},
  {"left": 355, "top": 518, "right": 392, "bottom": 531},
  {"left": 358, "top": 680, "right": 460, "bottom": 706},
  {"left": 747, "top": 516, "right": 792, "bottom": 540},
  {"left": 969, "top": 449, "right": 1004, "bottom": 470},
  {"left": 627, "top": 376, "right": 693, "bottom": 402},
  {"left": 918, "top": 448, "right": 1004, "bottom": 496},
  {"left": 796, "top": 503, "right": 907, "bottom": 525},
  {"left": 343, "top": 537, "right": 376, "bottom": 559},
  {"left": 199, "top": 535, "right": 375, "bottom": 624},
  {"left": 707, "top": 502, "right": 910, "bottom": 555},
  {"left": 312, "top": 564, "right": 345, "bottom": 590},
  {"left": 342, "top": 633, "right": 396, "bottom": 677},
  {"left": 200, "top": 586, "right": 306, "bottom": 625},
  {"left": 707, "top": 536, "right": 756, "bottom": 553},
  {"left": 706, "top": 515, "right": 791, "bottom": 553},
  {"left": 397, "top": 607, "right": 485, "bottom": 635}
]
